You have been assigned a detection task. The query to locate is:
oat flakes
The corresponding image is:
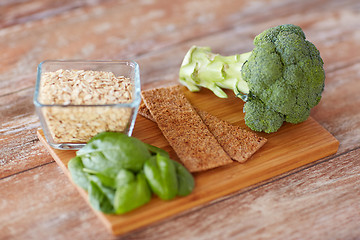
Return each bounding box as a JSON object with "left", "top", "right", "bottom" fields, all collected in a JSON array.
[{"left": 39, "top": 69, "right": 134, "bottom": 143}]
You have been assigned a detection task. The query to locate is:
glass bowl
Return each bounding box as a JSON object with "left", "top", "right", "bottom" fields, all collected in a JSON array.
[{"left": 33, "top": 60, "right": 141, "bottom": 150}]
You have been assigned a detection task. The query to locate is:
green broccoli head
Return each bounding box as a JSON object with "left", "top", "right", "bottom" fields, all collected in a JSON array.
[
  {"left": 242, "top": 24, "right": 325, "bottom": 128},
  {"left": 243, "top": 97, "right": 284, "bottom": 133}
]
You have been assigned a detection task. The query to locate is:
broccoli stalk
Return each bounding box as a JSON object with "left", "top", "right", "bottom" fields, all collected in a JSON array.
[
  {"left": 179, "top": 24, "right": 325, "bottom": 133},
  {"left": 179, "top": 46, "right": 284, "bottom": 133},
  {"left": 179, "top": 46, "right": 252, "bottom": 98}
]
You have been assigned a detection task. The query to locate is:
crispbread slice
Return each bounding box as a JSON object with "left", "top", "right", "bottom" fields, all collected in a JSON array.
[
  {"left": 194, "top": 108, "right": 267, "bottom": 163},
  {"left": 139, "top": 101, "right": 267, "bottom": 163},
  {"left": 139, "top": 101, "right": 155, "bottom": 122},
  {"left": 141, "top": 85, "right": 233, "bottom": 172}
]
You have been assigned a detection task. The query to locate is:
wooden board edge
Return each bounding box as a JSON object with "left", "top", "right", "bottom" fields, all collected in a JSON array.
[
  {"left": 36, "top": 130, "right": 115, "bottom": 233},
  {"left": 111, "top": 138, "right": 340, "bottom": 235},
  {"left": 36, "top": 127, "right": 340, "bottom": 236}
]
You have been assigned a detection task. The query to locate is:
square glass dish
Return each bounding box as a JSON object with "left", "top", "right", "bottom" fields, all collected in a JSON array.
[{"left": 33, "top": 60, "right": 141, "bottom": 150}]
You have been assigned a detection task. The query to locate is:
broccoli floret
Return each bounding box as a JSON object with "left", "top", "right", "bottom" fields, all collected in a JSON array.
[
  {"left": 243, "top": 98, "right": 284, "bottom": 133},
  {"left": 179, "top": 24, "right": 325, "bottom": 133}
]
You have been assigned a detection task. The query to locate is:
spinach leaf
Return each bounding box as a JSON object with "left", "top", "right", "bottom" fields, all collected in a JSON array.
[
  {"left": 144, "top": 154, "right": 178, "bottom": 200},
  {"left": 146, "top": 143, "right": 169, "bottom": 157},
  {"left": 83, "top": 167, "right": 137, "bottom": 190},
  {"left": 77, "top": 132, "right": 151, "bottom": 172},
  {"left": 81, "top": 151, "right": 122, "bottom": 174},
  {"left": 83, "top": 168, "right": 117, "bottom": 189},
  {"left": 172, "top": 160, "right": 195, "bottom": 196},
  {"left": 88, "top": 175, "right": 115, "bottom": 214},
  {"left": 114, "top": 171, "right": 152, "bottom": 214},
  {"left": 67, "top": 132, "right": 195, "bottom": 215},
  {"left": 68, "top": 156, "right": 89, "bottom": 190},
  {"left": 115, "top": 169, "right": 135, "bottom": 188}
]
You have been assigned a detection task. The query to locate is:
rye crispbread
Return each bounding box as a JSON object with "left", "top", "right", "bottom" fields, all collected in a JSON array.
[
  {"left": 139, "top": 101, "right": 155, "bottom": 122},
  {"left": 141, "top": 85, "right": 233, "bottom": 172},
  {"left": 139, "top": 91, "right": 267, "bottom": 163},
  {"left": 194, "top": 108, "right": 267, "bottom": 163}
]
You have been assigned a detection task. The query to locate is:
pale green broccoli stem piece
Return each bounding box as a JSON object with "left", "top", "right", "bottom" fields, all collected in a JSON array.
[{"left": 179, "top": 46, "right": 252, "bottom": 99}]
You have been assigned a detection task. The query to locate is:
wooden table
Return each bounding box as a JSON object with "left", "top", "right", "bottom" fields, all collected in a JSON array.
[{"left": 1, "top": 0, "right": 359, "bottom": 239}]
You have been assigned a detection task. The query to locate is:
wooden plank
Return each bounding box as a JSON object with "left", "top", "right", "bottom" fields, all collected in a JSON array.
[
  {"left": 37, "top": 87, "right": 339, "bottom": 235},
  {"left": 0, "top": 0, "right": 358, "bottom": 189},
  {"left": 1, "top": 0, "right": 358, "bottom": 95},
  {"left": 0, "top": 0, "right": 116, "bottom": 29},
  {"left": 124, "top": 148, "right": 360, "bottom": 239},
  {"left": 0, "top": 88, "right": 52, "bottom": 179},
  {"left": 0, "top": 0, "right": 359, "bottom": 239},
  {"left": 0, "top": 161, "right": 112, "bottom": 240}
]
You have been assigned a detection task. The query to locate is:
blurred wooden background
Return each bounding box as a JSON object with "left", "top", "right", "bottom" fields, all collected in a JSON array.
[{"left": 1, "top": 0, "right": 360, "bottom": 239}]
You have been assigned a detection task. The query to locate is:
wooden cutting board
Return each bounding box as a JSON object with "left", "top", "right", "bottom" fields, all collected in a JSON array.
[{"left": 37, "top": 87, "right": 339, "bottom": 235}]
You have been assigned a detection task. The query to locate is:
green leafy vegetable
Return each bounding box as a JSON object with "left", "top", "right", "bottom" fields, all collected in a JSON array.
[
  {"left": 83, "top": 167, "right": 117, "bottom": 189},
  {"left": 144, "top": 154, "right": 178, "bottom": 200},
  {"left": 67, "top": 132, "right": 195, "bottom": 215},
  {"left": 172, "top": 160, "right": 195, "bottom": 196},
  {"left": 88, "top": 177, "right": 115, "bottom": 214},
  {"left": 68, "top": 156, "right": 89, "bottom": 190},
  {"left": 114, "top": 171, "right": 152, "bottom": 214},
  {"left": 179, "top": 24, "right": 325, "bottom": 133},
  {"left": 114, "top": 168, "right": 136, "bottom": 188},
  {"left": 145, "top": 143, "right": 170, "bottom": 157},
  {"left": 77, "top": 131, "right": 151, "bottom": 172}
]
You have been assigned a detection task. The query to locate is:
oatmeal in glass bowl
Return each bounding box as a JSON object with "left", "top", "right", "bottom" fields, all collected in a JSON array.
[{"left": 33, "top": 60, "right": 141, "bottom": 149}]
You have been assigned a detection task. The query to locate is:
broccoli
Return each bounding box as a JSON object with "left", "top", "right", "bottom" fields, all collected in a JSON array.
[{"left": 179, "top": 24, "right": 325, "bottom": 133}]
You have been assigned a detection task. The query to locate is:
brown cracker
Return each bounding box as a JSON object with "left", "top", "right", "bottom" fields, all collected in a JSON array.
[
  {"left": 141, "top": 85, "right": 233, "bottom": 172},
  {"left": 139, "top": 101, "right": 155, "bottom": 122},
  {"left": 139, "top": 98, "right": 267, "bottom": 163},
  {"left": 195, "top": 107, "right": 267, "bottom": 163}
]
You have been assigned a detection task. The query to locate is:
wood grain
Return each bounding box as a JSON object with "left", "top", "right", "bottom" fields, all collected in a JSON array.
[
  {"left": 1, "top": 0, "right": 359, "bottom": 178},
  {"left": 37, "top": 88, "right": 338, "bottom": 235},
  {"left": 122, "top": 148, "right": 360, "bottom": 240},
  {"left": 1, "top": 0, "right": 360, "bottom": 239}
]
